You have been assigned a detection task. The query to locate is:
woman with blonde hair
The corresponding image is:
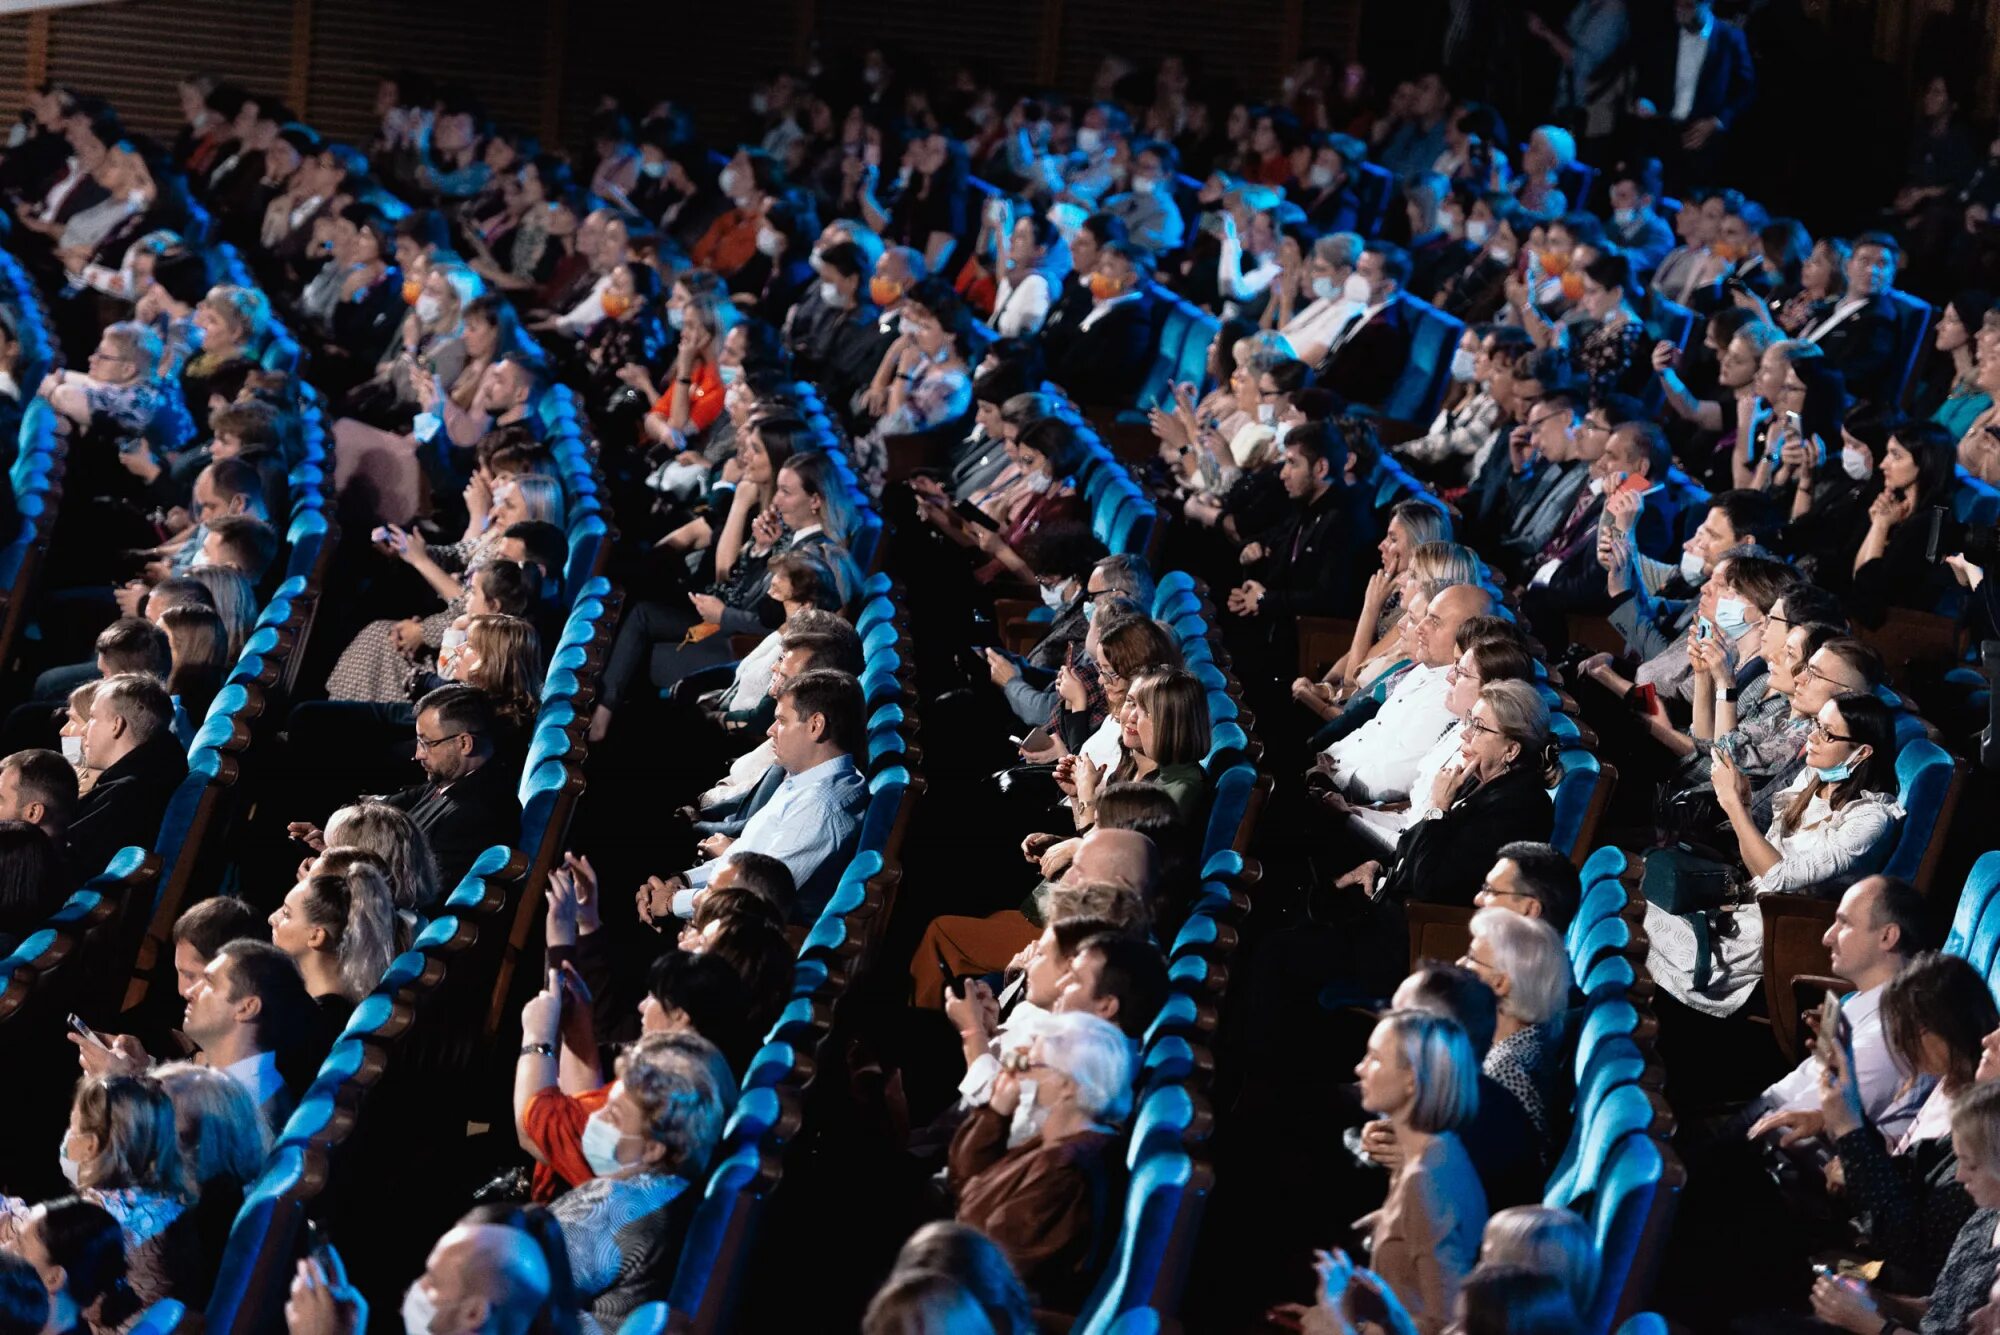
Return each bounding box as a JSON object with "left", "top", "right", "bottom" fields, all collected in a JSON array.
[
  {"left": 151, "top": 1061, "right": 267, "bottom": 1301},
  {"left": 453, "top": 612, "right": 546, "bottom": 735},
  {"left": 324, "top": 800, "right": 443, "bottom": 916},
  {"left": 1298, "top": 519, "right": 1464, "bottom": 721},
  {"left": 1479, "top": 1204, "right": 1597, "bottom": 1320},
  {"left": 268, "top": 854, "right": 399, "bottom": 1014},
  {"left": 61, "top": 681, "right": 102, "bottom": 793},
  {"left": 1071, "top": 665, "right": 1210, "bottom": 826}
]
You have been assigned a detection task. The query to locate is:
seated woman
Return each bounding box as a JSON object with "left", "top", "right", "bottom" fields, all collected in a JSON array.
[
  {"left": 1657, "top": 313, "right": 1780, "bottom": 493},
  {"left": 1069, "top": 665, "right": 1211, "bottom": 828},
  {"left": 1731, "top": 337, "right": 1828, "bottom": 492},
  {"left": 1175, "top": 363, "right": 1311, "bottom": 549},
  {"left": 1849, "top": 420, "right": 1963, "bottom": 623},
  {"left": 326, "top": 472, "right": 562, "bottom": 703},
  {"left": 1769, "top": 237, "right": 1848, "bottom": 337},
  {"left": 340, "top": 259, "right": 485, "bottom": 429},
  {"left": 332, "top": 293, "right": 536, "bottom": 528},
  {"left": 1952, "top": 332, "right": 2000, "bottom": 486},
  {"left": 590, "top": 449, "right": 857, "bottom": 740},
  {"left": 654, "top": 414, "right": 816, "bottom": 582},
  {"left": 990, "top": 212, "right": 1071, "bottom": 339},
  {"left": 1461, "top": 909, "right": 1572, "bottom": 1149},
  {"left": 1647, "top": 691, "right": 1903, "bottom": 1017},
  {"left": 1436, "top": 202, "right": 1533, "bottom": 326},
  {"left": 579, "top": 261, "right": 671, "bottom": 445},
  {"left": 159, "top": 604, "right": 226, "bottom": 743},
  {"left": 854, "top": 278, "right": 975, "bottom": 499},
  {"left": 950, "top": 1010, "right": 1132, "bottom": 1313},
  {"left": 634, "top": 276, "right": 736, "bottom": 455},
  {"left": 1337, "top": 629, "right": 1536, "bottom": 853},
  {"left": 0, "top": 1075, "right": 188, "bottom": 1316},
  {"left": 525, "top": 1029, "right": 733, "bottom": 1335},
  {"left": 1811, "top": 1052, "right": 2000, "bottom": 1335},
  {"left": 267, "top": 854, "right": 399, "bottom": 1022},
  {"left": 150, "top": 1062, "right": 266, "bottom": 1306},
  {"left": 704, "top": 553, "right": 844, "bottom": 732},
  {"left": 1476, "top": 1204, "right": 1598, "bottom": 1323},
  {"left": 1566, "top": 252, "right": 1647, "bottom": 403},
  {"left": 1293, "top": 521, "right": 1467, "bottom": 727},
  {"left": 1914, "top": 290, "right": 1994, "bottom": 440},
  {"left": 1352, "top": 1008, "right": 1488, "bottom": 1335},
  {"left": 1336, "top": 681, "right": 1558, "bottom": 975},
  {"left": 8, "top": 1197, "right": 144, "bottom": 1335},
  {"left": 1152, "top": 331, "right": 1287, "bottom": 503},
  {"left": 955, "top": 416, "right": 1087, "bottom": 587},
  {"left": 177, "top": 285, "right": 268, "bottom": 417}
]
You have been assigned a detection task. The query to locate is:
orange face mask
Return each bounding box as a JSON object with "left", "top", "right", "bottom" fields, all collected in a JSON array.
[
  {"left": 1088, "top": 271, "right": 1124, "bottom": 301},
  {"left": 1711, "top": 242, "right": 1743, "bottom": 263},
  {"left": 401, "top": 277, "right": 423, "bottom": 306},
  {"left": 869, "top": 276, "right": 904, "bottom": 306},
  {"left": 1560, "top": 271, "right": 1585, "bottom": 303},
  {"left": 601, "top": 291, "right": 633, "bottom": 319},
  {"left": 1538, "top": 249, "right": 1570, "bottom": 276}
]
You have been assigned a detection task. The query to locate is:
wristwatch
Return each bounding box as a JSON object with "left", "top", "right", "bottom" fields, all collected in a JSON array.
[
  {"left": 1717, "top": 687, "right": 1738, "bottom": 704},
  {"left": 520, "top": 1041, "right": 556, "bottom": 1058}
]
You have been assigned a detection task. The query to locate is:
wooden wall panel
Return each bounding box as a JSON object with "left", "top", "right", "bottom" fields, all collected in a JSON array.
[
  {"left": 306, "top": 0, "right": 546, "bottom": 144},
  {"left": 813, "top": 1, "right": 1040, "bottom": 93},
  {"left": 0, "top": 16, "right": 28, "bottom": 126},
  {"left": 1056, "top": 0, "right": 1290, "bottom": 104},
  {"left": 43, "top": 0, "right": 292, "bottom": 138},
  {"left": 555, "top": 1, "right": 801, "bottom": 149}
]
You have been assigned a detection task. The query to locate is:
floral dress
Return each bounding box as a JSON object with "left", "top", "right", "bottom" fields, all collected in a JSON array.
[
  {"left": 325, "top": 535, "right": 496, "bottom": 702},
  {"left": 0, "top": 1185, "right": 187, "bottom": 1332}
]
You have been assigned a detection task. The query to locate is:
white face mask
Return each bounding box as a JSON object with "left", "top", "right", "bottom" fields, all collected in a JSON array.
[
  {"left": 58, "top": 1132, "right": 82, "bottom": 1187},
  {"left": 1256, "top": 403, "right": 1276, "bottom": 425},
  {"left": 1465, "top": 219, "right": 1492, "bottom": 246},
  {"left": 749, "top": 92, "right": 770, "bottom": 116},
  {"left": 755, "top": 227, "right": 783, "bottom": 257},
  {"left": 817, "top": 280, "right": 845, "bottom": 307},
  {"left": 414, "top": 293, "right": 441, "bottom": 323},
  {"left": 1343, "top": 272, "right": 1373, "bottom": 305},
  {"left": 717, "top": 166, "right": 742, "bottom": 199},
  {"left": 1680, "top": 549, "right": 1707, "bottom": 583},
  {"left": 1009, "top": 1078, "right": 1051, "bottom": 1144},
  {"left": 1612, "top": 207, "right": 1639, "bottom": 228},
  {"left": 581, "top": 1109, "right": 632, "bottom": 1177},
  {"left": 1040, "top": 580, "right": 1070, "bottom": 611},
  {"left": 1488, "top": 244, "right": 1514, "bottom": 265},
  {"left": 1841, "top": 442, "right": 1873, "bottom": 481},
  {"left": 1588, "top": 476, "right": 1606, "bottom": 496},
  {"left": 1311, "top": 276, "right": 1338, "bottom": 301},
  {"left": 640, "top": 158, "right": 668, "bottom": 180},
  {"left": 1131, "top": 173, "right": 1159, "bottom": 194},
  {"left": 1450, "top": 347, "right": 1477, "bottom": 382},
  {"left": 440, "top": 625, "right": 468, "bottom": 655},
  {"left": 1075, "top": 127, "right": 1104, "bottom": 155},
  {"left": 61, "top": 735, "right": 84, "bottom": 767},
  {"left": 1024, "top": 470, "right": 1054, "bottom": 494},
  {"left": 401, "top": 1285, "right": 439, "bottom": 1335},
  {"left": 1308, "top": 164, "right": 1337, "bottom": 188}
]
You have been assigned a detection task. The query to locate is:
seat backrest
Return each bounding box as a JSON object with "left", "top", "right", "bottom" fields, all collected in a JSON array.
[
  {"left": 1076, "top": 1151, "right": 1210, "bottom": 1334},
  {"left": 1352, "top": 162, "right": 1397, "bottom": 236},
  {"left": 1546, "top": 1083, "right": 1656, "bottom": 1210},
  {"left": 1549, "top": 750, "right": 1603, "bottom": 862},
  {"left": 1573, "top": 998, "right": 1639, "bottom": 1085},
  {"left": 1568, "top": 877, "right": 1629, "bottom": 966},
  {"left": 1586, "top": 1134, "right": 1674, "bottom": 1335},
  {"left": 615, "top": 1303, "right": 670, "bottom": 1335},
  {"left": 1380, "top": 296, "right": 1465, "bottom": 425},
  {"left": 1947, "top": 850, "right": 2000, "bottom": 964},
  {"left": 1887, "top": 290, "right": 1933, "bottom": 408},
  {"left": 1884, "top": 740, "right": 1959, "bottom": 890}
]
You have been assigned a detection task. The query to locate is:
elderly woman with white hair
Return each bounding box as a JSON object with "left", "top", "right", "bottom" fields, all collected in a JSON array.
[
  {"left": 949, "top": 1010, "right": 1133, "bottom": 1312},
  {"left": 1462, "top": 908, "right": 1573, "bottom": 1144}
]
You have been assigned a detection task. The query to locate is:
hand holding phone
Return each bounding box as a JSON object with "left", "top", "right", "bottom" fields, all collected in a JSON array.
[{"left": 67, "top": 1012, "right": 109, "bottom": 1051}]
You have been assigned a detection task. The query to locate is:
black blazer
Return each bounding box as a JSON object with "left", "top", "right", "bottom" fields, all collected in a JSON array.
[
  {"left": 69, "top": 733, "right": 189, "bottom": 879},
  {"left": 1381, "top": 765, "right": 1555, "bottom": 908},
  {"left": 384, "top": 753, "right": 523, "bottom": 893},
  {"left": 1637, "top": 18, "right": 1756, "bottom": 129},
  {"left": 1050, "top": 292, "right": 1156, "bottom": 410},
  {"left": 1315, "top": 299, "right": 1412, "bottom": 409},
  {"left": 1811, "top": 295, "right": 1901, "bottom": 404}
]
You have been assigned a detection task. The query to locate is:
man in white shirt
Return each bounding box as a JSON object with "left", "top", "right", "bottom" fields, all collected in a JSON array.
[
  {"left": 1319, "top": 582, "right": 1495, "bottom": 801},
  {"left": 1745, "top": 876, "right": 1931, "bottom": 1145}
]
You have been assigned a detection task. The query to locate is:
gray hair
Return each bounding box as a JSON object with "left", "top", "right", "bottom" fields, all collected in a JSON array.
[
  {"left": 326, "top": 802, "right": 442, "bottom": 914},
  {"left": 1482, "top": 1206, "right": 1597, "bottom": 1317},
  {"left": 1313, "top": 232, "right": 1364, "bottom": 269},
  {"left": 1480, "top": 679, "right": 1552, "bottom": 757},
  {"left": 1033, "top": 1011, "right": 1134, "bottom": 1124},
  {"left": 1092, "top": 554, "right": 1155, "bottom": 609},
  {"left": 152, "top": 1061, "right": 269, "bottom": 1190},
  {"left": 1470, "top": 907, "right": 1572, "bottom": 1025},
  {"left": 617, "top": 1031, "right": 735, "bottom": 1177}
]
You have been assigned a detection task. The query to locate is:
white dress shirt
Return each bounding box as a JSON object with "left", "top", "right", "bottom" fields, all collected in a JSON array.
[
  {"left": 1078, "top": 289, "right": 1140, "bottom": 333},
  {"left": 1672, "top": 14, "right": 1713, "bottom": 121},
  {"left": 679, "top": 752, "right": 868, "bottom": 914},
  {"left": 991, "top": 271, "right": 1055, "bottom": 337},
  {"left": 36, "top": 158, "right": 88, "bottom": 222},
  {"left": 1323, "top": 662, "right": 1456, "bottom": 802},
  {"left": 1757, "top": 984, "right": 1929, "bottom": 1143},
  {"left": 223, "top": 1049, "right": 287, "bottom": 1110},
  {"left": 1282, "top": 295, "right": 1367, "bottom": 355},
  {"left": 1350, "top": 720, "right": 1465, "bottom": 851}
]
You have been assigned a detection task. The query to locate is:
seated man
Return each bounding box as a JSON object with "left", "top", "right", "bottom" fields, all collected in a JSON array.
[
  {"left": 197, "top": 513, "right": 280, "bottom": 584},
  {"left": 1472, "top": 841, "right": 1582, "bottom": 934},
  {"left": 67, "top": 673, "right": 187, "bottom": 877},
  {"left": 1317, "top": 583, "right": 1493, "bottom": 803},
  {"left": 1052, "top": 930, "right": 1170, "bottom": 1044},
  {"left": 642, "top": 670, "right": 869, "bottom": 926},
  {"left": 372, "top": 685, "right": 522, "bottom": 893},
  {"left": 0, "top": 748, "right": 80, "bottom": 858},
  {"left": 1048, "top": 240, "right": 1156, "bottom": 410},
  {"left": 1798, "top": 233, "right": 1903, "bottom": 405},
  {"left": 1314, "top": 240, "right": 1413, "bottom": 408}
]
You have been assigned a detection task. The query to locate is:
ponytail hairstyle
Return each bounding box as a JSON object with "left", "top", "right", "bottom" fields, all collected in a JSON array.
[{"left": 33, "top": 1198, "right": 139, "bottom": 1330}]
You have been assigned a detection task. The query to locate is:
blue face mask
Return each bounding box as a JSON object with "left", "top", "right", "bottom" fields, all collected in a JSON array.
[
  {"left": 718, "top": 364, "right": 741, "bottom": 385},
  {"left": 666, "top": 306, "right": 686, "bottom": 331},
  {"left": 1082, "top": 599, "right": 1096, "bottom": 623},
  {"left": 1813, "top": 755, "right": 1861, "bottom": 783},
  {"left": 1713, "top": 596, "right": 1753, "bottom": 638}
]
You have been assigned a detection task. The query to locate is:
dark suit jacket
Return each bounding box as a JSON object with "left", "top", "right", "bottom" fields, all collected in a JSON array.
[
  {"left": 68, "top": 733, "right": 189, "bottom": 879},
  {"left": 1382, "top": 765, "right": 1555, "bottom": 908},
  {"left": 1035, "top": 274, "right": 1098, "bottom": 373},
  {"left": 1812, "top": 295, "right": 1900, "bottom": 404},
  {"left": 1250, "top": 482, "right": 1377, "bottom": 618},
  {"left": 384, "top": 753, "right": 523, "bottom": 893},
  {"left": 1050, "top": 291, "right": 1156, "bottom": 410},
  {"left": 1639, "top": 18, "right": 1756, "bottom": 129},
  {"left": 1531, "top": 486, "right": 1678, "bottom": 614},
  {"left": 1316, "top": 299, "right": 1412, "bottom": 408}
]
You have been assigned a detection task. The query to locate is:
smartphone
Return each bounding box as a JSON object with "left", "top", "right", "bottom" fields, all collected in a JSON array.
[
  {"left": 1923, "top": 505, "right": 1948, "bottom": 564},
  {"left": 1713, "top": 733, "right": 1738, "bottom": 765},
  {"left": 1631, "top": 682, "right": 1660, "bottom": 717},
  {"left": 1819, "top": 989, "right": 1855, "bottom": 1071},
  {"left": 1696, "top": 617, "right": 1713, "bottom": 642},
  {"left": 67, "top": 1013, "right": 108, "bottom": 1050},
  {"left": 954, "top": 500, "right": 1000, "bottom": 532},
  {"left": 933, "top": 945, "right": 963, "bottom": 1000},
  {"left": 1019, "top": 725, "right": 1052, "bottom": 753}
]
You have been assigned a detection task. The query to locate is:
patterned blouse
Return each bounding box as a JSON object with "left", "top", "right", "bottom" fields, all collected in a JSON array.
[
  {"left": 1748, "top": 772, "right": 1905, "bottom": 896},
  {"left": 552, "top": 1171, "right": 691, "bottom": 1335},
  {"left": 1485, "top": 1021, "right": 1562, "bottom": 1144},
  {"left": 857, "top": 361, "right": 972, "bottom": 499},
  {"left": 0, "top": 1185, "right": 187, "bottom": 1329}
]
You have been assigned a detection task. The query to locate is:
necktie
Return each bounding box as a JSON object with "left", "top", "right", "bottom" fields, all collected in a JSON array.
[{"left": 1328, "top": 309, "right": 1368, "bottom": 355}]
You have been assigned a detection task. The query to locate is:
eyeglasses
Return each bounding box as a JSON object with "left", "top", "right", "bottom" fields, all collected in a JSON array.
[
  {"left": 1800, "top": 662, "right": 1863, "bottom": 694},
  {"left": 1462, "top": 716, "right": 1502, "bottom": 740},
  {"left": 1807, "top": 720, "right": 1857, "bottom": 745},
  {"left": 1458, "top": 949, "right": 1497, "bottom": 972},
  {"left": 414, "top": 730, "right": 468, "bottom": 752},
  {"left": 1445, "top": 664, "right": 1479, "bottom": 686}
]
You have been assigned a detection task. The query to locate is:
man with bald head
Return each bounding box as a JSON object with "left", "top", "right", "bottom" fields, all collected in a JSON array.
[
  {"left": 1318, "top": 582, "right": 1496, "bottom": 802},
  {"left": 398, "top": 1221, "right": 551, "bottom": 1335}
]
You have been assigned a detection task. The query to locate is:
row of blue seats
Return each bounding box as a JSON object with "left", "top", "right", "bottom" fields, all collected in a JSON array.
[
  {"left": 0, "top": 242, "right": 60, "bottom": 393},
  {"left": 1075, "top": 569, "right": 1268, "bottom": 1330},
  {"left": 637, "top": 572, "right": 922, "bottom": 1334}
]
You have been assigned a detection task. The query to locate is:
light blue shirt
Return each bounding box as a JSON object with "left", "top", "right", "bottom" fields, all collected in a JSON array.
[{"left": 679, "top": 753, "right": 869, "bottom": 922}]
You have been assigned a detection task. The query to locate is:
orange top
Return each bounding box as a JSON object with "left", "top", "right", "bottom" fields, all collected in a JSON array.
[
  {"left": 651, "top": 361, "right": 725, "bottom": 433},
  {"left": 522, "top": 1082, "right": 611, "bottom": 1202},
  {"left": 691, "top": 206, "right": 761, "bottom": 277}
]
